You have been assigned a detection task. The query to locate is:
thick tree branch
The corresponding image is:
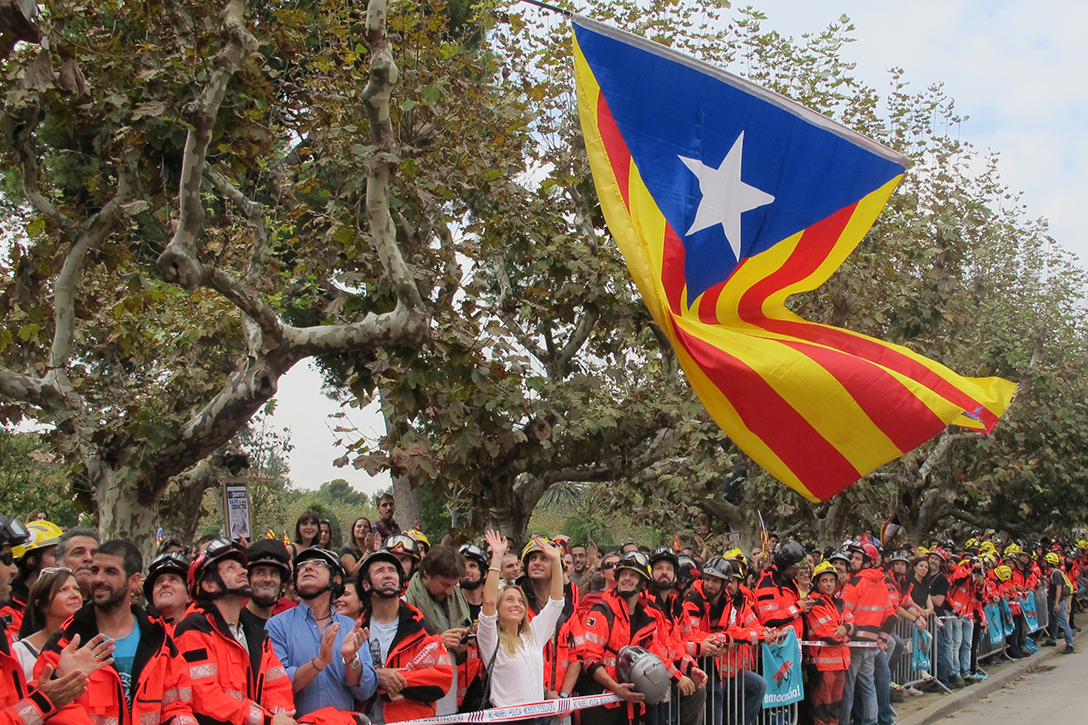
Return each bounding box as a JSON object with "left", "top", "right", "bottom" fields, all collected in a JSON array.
[
  {"left": 284, "top": 304, "right": 428, "bottom": 359},
  {"left": 0, "top": 368, "right": 64, "bottom": 411},
  {"left": 12, "top": 107, "right": 77, "bottom": 238},
  {"left": 361, "top": 0, "right": 423, "bottom": 310},
  {"left": 203, "top": 268, "right": 285, "bottom": 352},
  {"left": 539, "top": 426, "right": 683, "bottom": 485},
  {"left": 917, "top": 428, "right": 977, "bottom": 483},
  {"left": 157, "top": 0, "right": 256, "bottom": 289},
  {"left": 552, "top": 308, "right": 600, "bottom": 376}
]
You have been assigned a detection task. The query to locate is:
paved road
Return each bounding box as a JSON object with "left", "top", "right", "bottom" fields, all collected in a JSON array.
[{"left": 940, "top": 646, "right": 1084, "bottom": 723}]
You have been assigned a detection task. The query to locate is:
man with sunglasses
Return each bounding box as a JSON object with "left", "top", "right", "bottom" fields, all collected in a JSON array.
[
  {"left": 175, "top": 538, "right": 296, "bottom": 725},
  {"left": 266, "top": 549, "right": 376, "bottom": 717}
]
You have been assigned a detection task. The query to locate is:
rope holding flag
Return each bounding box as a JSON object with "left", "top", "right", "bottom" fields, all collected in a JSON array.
[{"left": 571, "top": 17, "right": 1016, "bottom": 501}]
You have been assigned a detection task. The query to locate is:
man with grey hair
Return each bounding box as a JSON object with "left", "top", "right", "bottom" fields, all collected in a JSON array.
[{"left": 56, "top": 526, "right": 100, "bottom": 601}]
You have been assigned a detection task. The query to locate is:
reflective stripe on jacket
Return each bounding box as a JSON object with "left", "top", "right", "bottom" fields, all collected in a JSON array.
[
  {"left": 803, "top": 594, "right": 849, "bottom": 672},
  {"left": 173, "top": 603, "right": 293, "bottom": 725},
  {"left": 755, "top": 566, "right": 804, "bottom": 638}
]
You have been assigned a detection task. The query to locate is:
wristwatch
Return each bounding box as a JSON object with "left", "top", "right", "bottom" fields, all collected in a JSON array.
[
  {"left": 559, "top": 692, "right": 570, "bottom": 699},
  {"left": 346, "top": 655, "right": 362, "bottom": 671}
]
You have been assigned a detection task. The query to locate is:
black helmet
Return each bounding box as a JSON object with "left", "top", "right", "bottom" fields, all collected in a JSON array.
[
  {"left": 357, "top": 550, "right": 406, "bottom": 596},
  {"left": 649, "top": 547, "right": 680, "bottom": 571},
  {"left": 246, "top": 538, "right": 292, "bottom": 577},
  {"left": 889, "top": 550, "right": 911, "bottom": 564},
  {"left": 144, "top": 551, "right": 191, "bottom": 601},
  {"left": 773, "top": 540, "right": 807, "bottom": 569},
  {"left": 676, "top": 555, "right": 700, "bottom": 585},
  {"left": 187, "top": 538, "right": 248, "bottom": 600},
  {"left": 293, "top": 547, "right": 345, "bottom": 599},
  {"left": 828, "top": 549, "right": 851, "bottom": 565},
  {"left": 0, "top": 515, "right": 30, "bottom": 549},
  {"left": 701, "top": 556, "right": 737, "bottom": 581},
  {"left": 458, "top": 543, "right": 489, "bottom": 571},
  {"left": 615, "top": 551, "right": 651, "bottom": 581}
]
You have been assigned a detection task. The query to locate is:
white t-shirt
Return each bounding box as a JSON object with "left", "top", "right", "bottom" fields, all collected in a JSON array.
[
  {"left": 477, "top": 597, "right": 565, "bottom": 708},
  {"left": 367, "top": 618, "right": 400, "bottom": 725}
]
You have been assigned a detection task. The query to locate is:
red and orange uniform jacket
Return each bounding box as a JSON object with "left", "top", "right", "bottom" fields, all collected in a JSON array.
[
  {"left": 755, "top": 566, "right": 804, "bottom": 639},
  {"left": 172, "top": 603, "right": 293, "bottom": 725},
  {"left": 681, "top": 583, "right": 764, "bottom": 677},
  {"left": 34, "top": 603, "right": 197, "bottom": 725},
  {"left": 1, "top": 630, "right": 71, "bottom": 725},
  {"left": 640, "top": 591, "right": 698, "bottom": 682},
  {"left": 803, "top": 593, "right": 850, "bottom": 671},
  {"left": 582, "top": 589, "right": 675, "bottom": 713},
  {"left": 840, "top": 568, "right": 896, "bottom": 643},
  {"left": 359, "top": 603, "right": 452, "bottom": 723}
]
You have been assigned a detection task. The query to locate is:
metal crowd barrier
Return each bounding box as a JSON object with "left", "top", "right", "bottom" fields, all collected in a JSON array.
[{"left": 890, "top": 613, "right": 947, "bottom": 693}]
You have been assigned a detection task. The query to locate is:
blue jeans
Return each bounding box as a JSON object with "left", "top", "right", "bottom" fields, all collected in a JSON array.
[
  {"left": 935, "top": 619, "right": 953, "bottom": 684},
  {"left": 841, "top": 647, "right": 877, "bottom": 725},
  {"left": 873, "top": 648, "right": 896, "bottom": 725},
  {"left": 709, "top": 669, "right": 767, "bottom": 725},
  {"left": 957, "top": 617, "right": 973, "bottom": 675},
  {"left": 1055, "top": 599, "right": 1074, "bottom": 646}
]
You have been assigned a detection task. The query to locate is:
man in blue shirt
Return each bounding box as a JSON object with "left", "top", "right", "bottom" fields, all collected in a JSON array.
[{"left": 266, "top": 548, "right": 376, "bottom": 716}]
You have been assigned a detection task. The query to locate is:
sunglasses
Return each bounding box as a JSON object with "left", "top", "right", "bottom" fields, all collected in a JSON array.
[
  {"left": 39, "top": 566, "right": 74, "bottom": 576},
  {"left": 601, "top": 561, "right": 618, "bottom": 570}
]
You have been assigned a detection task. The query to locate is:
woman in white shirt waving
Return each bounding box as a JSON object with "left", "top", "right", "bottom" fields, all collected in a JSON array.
[{"left": 478, "top": 530, "right": 565, "bottom": 718}]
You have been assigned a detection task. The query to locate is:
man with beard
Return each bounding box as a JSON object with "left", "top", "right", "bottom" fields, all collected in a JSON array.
[
  {"left": 570, "top": 545, "right": 589, "bottom": 587},
  {"left": 647, "top": 548, "right": 707, "bottom": 725},
  {"left": 357, "top": 551, "right": 453, "bottom": 723},
  {"left": 174, "top": 539, "right": 298, "bottom": 725},
  {"left": 246, "top": 539, "right": 295, "bottom": 621},
  {"left": 266, "top": 549, "right": 376, "bottom": 717},
  {"left": 374, "top": 494, "right": 401, "bottom": 540},
  {"left": 54, "top": 528, "right": 99, "bottom": 602},
  {"left": 36, "top": 539, "right": 197, "bottom": 725},
  {"left": 143, "top": 551, "right": 191, "bottom": 628},
  {"left": 838, "top": 542, "right": 897, "bottom": 725},
  {"left": 582, "top": 551, "right": 687, "bottom": 725},
  {"left": 405, "top": 547, "right": 471, "bottom": 716},
  {"left": 457, "top": 544, "right": 489, "bottom": 621},
  {"left": 0, "top": 514, "right": 90, "bottom": 723},
  {"left": 517, "top": 539, "right": 584, "bottom": 704},
  {"left": 681, "top": 558, "right": 770, "bottom": 725}
]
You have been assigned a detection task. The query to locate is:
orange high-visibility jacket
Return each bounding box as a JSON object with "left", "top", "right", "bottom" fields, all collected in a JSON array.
[
  {"left": 755, "top": 566, "right": 804, "bottom": 639},
  {"left": 803, "top": 593, "right": 850, "bottom": 672},
  {"left": 681, "top": 582, "right": 763, "bottom": 677}
]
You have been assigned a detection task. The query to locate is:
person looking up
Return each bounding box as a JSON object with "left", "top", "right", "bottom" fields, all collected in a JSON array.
[
  {"left": 266, "top": 548, "right": 376, "bottom": 717},
  {"left": 383, "top": 535, "right": 422, "bottom": 584},
  {"left": 54, "top": 528, "right": 99, "bottom": 602},
  {"left": 357, "top": 551, "right": 453, "bottom": 722},
  {"left": 478, "top": 531, "right": 565, "bottom": 714},
  {"left": 13, "top": 566, "right": 83, "bottom": 681},
  {"left": 457, "top": 544, "right": 489, "bottom": 621},
  {"left": 143, "top": 551, "right": 191, "bottom": 628},
  {"left": 174, "top": 538, "right": 298, "bottom": 725},
  {"left": 36, "top": 539, "right": 196, "bottom": 725}
]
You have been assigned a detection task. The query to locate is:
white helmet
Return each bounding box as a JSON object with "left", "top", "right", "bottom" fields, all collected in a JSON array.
[{"left": 617, "top": 646, "right": 669, "bottom": 704}]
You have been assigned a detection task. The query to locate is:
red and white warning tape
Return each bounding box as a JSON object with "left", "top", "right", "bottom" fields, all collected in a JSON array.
[{"left": 393, "top": 694, "right": 623, "bottom": 725}]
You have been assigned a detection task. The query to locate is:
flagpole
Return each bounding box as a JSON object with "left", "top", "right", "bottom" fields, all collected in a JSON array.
[{"left": 518, "top": 0, "right": 572, "bottom": 17}]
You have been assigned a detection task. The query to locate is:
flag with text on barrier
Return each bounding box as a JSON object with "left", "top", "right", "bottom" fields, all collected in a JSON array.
[
  {"left": 572, "top": 17, "right": 1016, "bottom": 501},
  {"left": 762, "top": 628, "right": 803, "bottom": 707}
]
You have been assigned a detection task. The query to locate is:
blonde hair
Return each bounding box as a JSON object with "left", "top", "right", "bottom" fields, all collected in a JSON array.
[{"left": 496, "top": 584, "right": 533, "bottom": 656}]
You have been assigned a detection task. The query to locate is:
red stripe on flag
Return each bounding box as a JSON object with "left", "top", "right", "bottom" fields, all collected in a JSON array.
[
  {"left": 698, "top": 280, "right": 725, "bottom": 324},
  {"left": 777, "top": 338, "right": 948, "bottom": 452},
  {"left": 596, "top": 93, "right": 631, "bottom": 210},
  {"left": 737, "top": 207, "right": 1001, "bottom": 432},
  {"left": 674, "top": 326, "right": 861, "bottom": 498},
  {"left": 662, "top": 222, "right": 687, "bottom": 315}
]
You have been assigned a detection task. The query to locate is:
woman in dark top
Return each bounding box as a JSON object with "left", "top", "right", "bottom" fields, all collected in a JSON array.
[
  {"left": 339, "top": 516, "right": 375, "bottom": 575},
  {"left": 901, "top": 556, "right": 934, "bottom": 617}
]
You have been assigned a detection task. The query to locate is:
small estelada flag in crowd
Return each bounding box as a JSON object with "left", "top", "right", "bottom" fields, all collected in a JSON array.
[
  {"left": 571, "top": 17, "right": 1016, "bottom": 502},
  {"left": 283, "top": 533, "right": 291, "bottom": 546},
  {"left": 266, "top": 529, "right": 276, "bottom": 540},
  {"left": 758, "top": 511, "right": 771, "bottom": 554},
  {"left": 155, "top": 527, "right": 163, "bottom": 546}
]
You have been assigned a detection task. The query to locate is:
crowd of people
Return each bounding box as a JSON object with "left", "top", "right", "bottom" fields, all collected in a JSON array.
[{"left": 0, "top": 493, "right": 1084, "bottom": 725}]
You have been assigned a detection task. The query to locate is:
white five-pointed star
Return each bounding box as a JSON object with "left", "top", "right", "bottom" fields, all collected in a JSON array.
[{"left": 680, "top": 131, "right": 775, "bottom": 260}]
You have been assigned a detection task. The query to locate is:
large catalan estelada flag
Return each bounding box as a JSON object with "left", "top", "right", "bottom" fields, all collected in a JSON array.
[{"left": 572, "top": 18, "right": 1017, "bottom": 502}]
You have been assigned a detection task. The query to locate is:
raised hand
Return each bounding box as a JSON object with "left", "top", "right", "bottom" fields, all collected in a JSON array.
[
  {"left": 484, "top": 530, "right": 507, "bottom": 560},
  {"left": 34, "top": 664, "right": 87, "bottom": 709},
  {"left": 313, "top": 622, "right": 340, "bottom": 671},
  {"left": 57, "top": 633, "right": 115, "bottom": 679}
]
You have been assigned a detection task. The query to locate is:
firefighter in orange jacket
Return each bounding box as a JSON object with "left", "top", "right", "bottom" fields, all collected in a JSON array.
[
  {"left": 804, "top": 562, "right": 850, "bottom": 725},
  {"left": 173, "top": 538, "right": 296, "bottom": 725},
  {"left": 681, "top": 557, "right": 771, "bottom": 725},
  {"left": 0, "top": 514, "right": 90, "bottom": 725},
  {"left": 755, "top": 541, "right": 813, "bottom": 639},
  {"left": 582, "top": 551, "right": 686, "bottom": 725},
  {"left": 35, "top": 539, "right": 198, "bottom": 725},
  {"left": 646, "top": 548, "right": 707, "bottom": 725},
  {"left": 357, "top": 551, "right": 452, "bottom": 723},
  {"left": 838, "top": 541, "right": 897, "bottom": 725}
]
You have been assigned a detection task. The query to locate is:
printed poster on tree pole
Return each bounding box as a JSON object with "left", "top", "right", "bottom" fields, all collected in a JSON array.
[{"left": 223, "top": 479, "right": 251, "bottom": 541}]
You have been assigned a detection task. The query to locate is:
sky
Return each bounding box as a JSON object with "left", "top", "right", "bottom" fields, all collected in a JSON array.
[{"left": 269, "top": 0, "right": 1088, "bottom": 493}]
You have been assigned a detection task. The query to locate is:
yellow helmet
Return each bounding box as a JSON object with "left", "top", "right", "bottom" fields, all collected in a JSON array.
[
  {"left": 979, "top": 542, "right": 996, "bottom": 554},
  {"left": 405, "top": 529, "right": 430, "bottom": 554},
  {"left": 1003, "top": 544, "right": 1022, "bottom": 557},
  {"left": 812, "top": 561, "right": 838, "bottom": 581},
  {"left": 12, "top": 520, "right": 63, "bottom": 559},
  {"left": 1045, "top": 552, "right": 1061, "bottom": 566},
  {"left": 964, "top": 538, "right": 979, "bottom": 549},
  {"left": 994, "top": 565, "right": 1012, "bottom": 582},
  {"left": 1077, "top": 540, "right": 1088, "bottom": 550}
]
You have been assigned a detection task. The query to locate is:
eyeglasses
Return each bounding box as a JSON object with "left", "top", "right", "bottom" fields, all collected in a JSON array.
[
  {"left": 297, "top": 559, "right": 330, "bottom": 573},
  {"left": 39, "top": 567, "right": 73, "bottom": 576}
]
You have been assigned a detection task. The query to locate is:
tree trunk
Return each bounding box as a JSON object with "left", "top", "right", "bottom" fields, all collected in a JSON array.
[
  {"left": 392, "top": 472, "right": 421, "bottom": 531},
  {"left": 93, "top": 463, "right": 162, "bottom": 567},
  {"left": 158, "top": 458, "right": 222, "bottom": 544}
]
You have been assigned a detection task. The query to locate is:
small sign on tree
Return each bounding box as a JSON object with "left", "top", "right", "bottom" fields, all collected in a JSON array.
[{"left": 223, "top": 477, "right": 252, "bottom": 541}]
